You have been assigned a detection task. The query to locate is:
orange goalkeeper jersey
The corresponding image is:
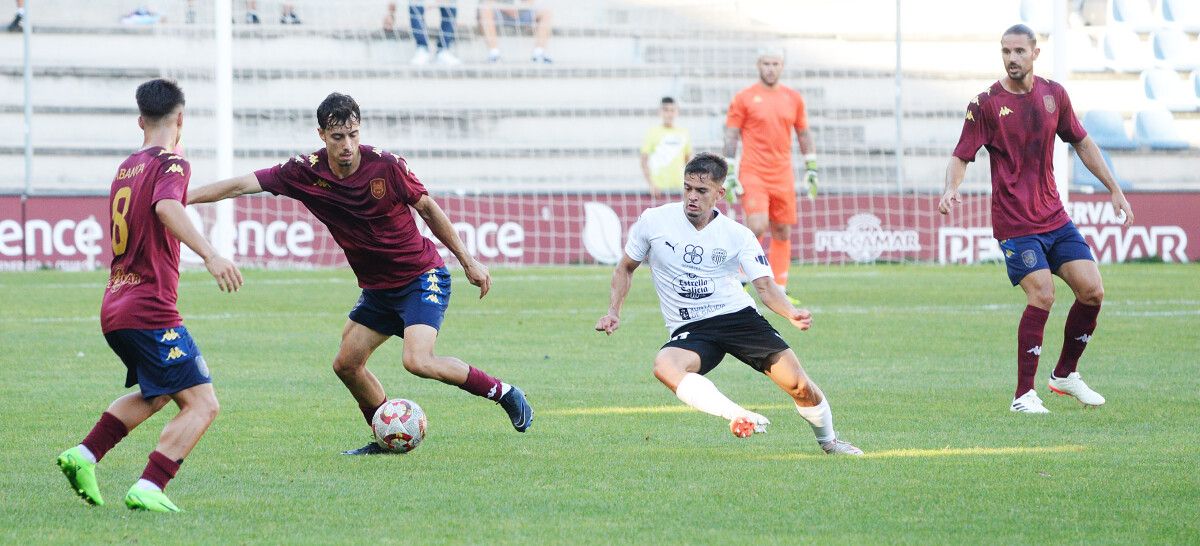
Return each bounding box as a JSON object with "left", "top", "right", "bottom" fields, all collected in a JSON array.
[{"left": 725, "top": 82, "right": 808, "bottom": 184}]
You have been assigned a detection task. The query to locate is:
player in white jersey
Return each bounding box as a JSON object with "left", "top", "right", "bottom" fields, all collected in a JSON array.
[{"left": 595, "top": 153, "right": 861, "bottom": 455}]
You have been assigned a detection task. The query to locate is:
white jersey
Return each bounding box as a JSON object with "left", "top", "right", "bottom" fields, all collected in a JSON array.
[{"left": 624, "top": 202, "right": 774, "bottom": 332}]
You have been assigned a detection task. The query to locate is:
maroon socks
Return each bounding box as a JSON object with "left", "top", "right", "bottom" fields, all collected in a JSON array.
[
  {"left": 459, "top": 366, "right": 503, "bottom": 401},
  {"left": 1016, "top": 305, "right": 1050, "bottom": 398},
  {"left": 1054, "top": 301, "right": 1101, "bottom": 378},
  {"left": 140, "top": 450, "right": 181, "bottom": 491},
  {"left": 81, "top": 412, "right": 129, "bottom": 462},
  {"left": 359, "top": 401, "right": 385, "bottom": 426}
]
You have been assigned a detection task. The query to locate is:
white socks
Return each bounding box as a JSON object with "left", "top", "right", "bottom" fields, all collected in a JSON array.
[
  {"left": 675, "top": 373, "right": 746, "bottom": 421},
  {"left": 77, "top": 444, "right": 97, "bottom": 464},
  {"left": 500, "top": 382, "right": 512, "bottom": 397},
  {"left": 134, "top": 479, "right": 162, "bottom": 492},
  {"left": 795, "top": 398, "right": 836, "bottom": 443}
]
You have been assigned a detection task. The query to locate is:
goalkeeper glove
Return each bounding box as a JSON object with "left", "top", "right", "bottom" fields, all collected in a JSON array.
[
  {"left": 723, "top": 157, "right": 743, "bottom": 204},
  {"left": 804, "top": 156, "right": 819, "bottom": 201}
]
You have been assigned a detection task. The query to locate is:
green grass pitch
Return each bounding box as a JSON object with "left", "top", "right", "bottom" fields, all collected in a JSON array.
[{"left": 1, "top": 264, "right": 1197, "bottom": 543}]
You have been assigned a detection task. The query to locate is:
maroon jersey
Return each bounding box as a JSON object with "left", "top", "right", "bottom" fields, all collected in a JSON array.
[
  {"left": 952, "top": 77, "right": 1087, "bottom": 240},
  {"left": 255, "top": 145, "right": 443, "bottom": 289},
  {"left": 100, "top": 147, "right": 189, "bottom": 333}
]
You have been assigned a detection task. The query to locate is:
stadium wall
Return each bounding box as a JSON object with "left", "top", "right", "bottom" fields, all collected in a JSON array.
[{"left": 0, "top": 193, "right": 1194, "bottom": 271}]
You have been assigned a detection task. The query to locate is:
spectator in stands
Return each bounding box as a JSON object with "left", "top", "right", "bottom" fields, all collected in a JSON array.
[
  {"left": 398, "top": 1, "right": 462, "bottom": 66},
  {"left": 640, "top": 97, "right": 692, "bottom": 198},
  {"left": 245, "top": 1, "right": 300, "bottom": 25},
  {"left": 479, "top": 0, "right": 553, "bottom": 64},
  {"left": 7, "top": 0, "right": 22, "bottom": 32}
]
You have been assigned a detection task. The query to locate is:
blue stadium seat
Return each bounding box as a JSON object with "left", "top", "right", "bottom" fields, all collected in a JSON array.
[
  {"left": 1159, "top": 0, "right": 1200, "bottom": 32},
  {"left": 1141, "top": 68, "right": 1199, "bottom": 110},
  {"left": 1109, "top": 0, "right": 1159, "bottom": 31},
  {"left": 1104, "top": 26, "right": 1153, "bottom": 72},
  {"left": 1071, "top": 148, "right": 1133, "bottom": 191},
  {"left": 1082, "top": 110, "right": 1137, "bottom": 149},
  {"left": 1151, "top": 27, "right": 1200, "bottom": 70},
  {"left": 1134, "top": 107, "right": 1191, "bottom": 149}
]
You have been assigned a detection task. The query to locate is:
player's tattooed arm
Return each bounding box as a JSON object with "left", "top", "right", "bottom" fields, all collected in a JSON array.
[
  {"left": 938, "top": 157, "right": 969, "bottom": 215},
  {"left": 751, "top": 276, "right": 811, "bottom": 331},
  {"left": 188, "top": 173, "right": 264, "bottom": 204},
  {"left": 596, "top": 254, "right": 640, "bottom": 335},
  {"left": 1073, "top": 136, "right": 1134, "bottom": 226},
  {"left": 414, "top": 194, "right": 492, "bottom": 298}
]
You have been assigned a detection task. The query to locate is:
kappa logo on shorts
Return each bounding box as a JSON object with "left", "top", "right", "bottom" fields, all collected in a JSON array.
[
  {"left": 166, "top": 347, "right": 188, "bottom": 361},
  {"left": 425, "top": 294, "right": 440, "bottom": 305},
  {"left": 1021, "top": 249, "right": 1037, "bottom": 268},
  {"left": 160, "top": 329, "right": 180, "bottom": 342},
  {"left": 370, "top": 178, "right": 387, "bottom": 200}
]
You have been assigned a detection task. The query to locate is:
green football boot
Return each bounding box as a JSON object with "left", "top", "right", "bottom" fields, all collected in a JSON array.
[
  {"left": 56, "top": 446, "right": 104, "bottom": 506},
  {"left": 124, "top": 485, "right": 181, "bottom": 513}
]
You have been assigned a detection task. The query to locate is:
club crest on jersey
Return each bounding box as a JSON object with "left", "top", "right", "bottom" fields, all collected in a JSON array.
[
  {"left": 1043, "top": 95, "right": 1056, "bottom": 113},
  {"left": 711, "top": 248, "right": 727, "bottom": 265},
  {"left": 370, "top": 178, "right": 386, "bottom": 200}
]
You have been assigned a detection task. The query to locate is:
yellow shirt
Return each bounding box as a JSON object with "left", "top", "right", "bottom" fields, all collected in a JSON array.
[{"left": 640, "top": 125, "right": 691, "bottom": 191}]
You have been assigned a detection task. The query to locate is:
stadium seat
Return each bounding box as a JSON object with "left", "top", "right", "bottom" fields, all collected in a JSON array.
[
  {"left": 1020, "top": 0, "right": 1054, "bottom": 34},
  {"left": 1109, "top": 0, "right": 1159, "bottom": 32},
  {"left": 1134, "top": 107, "right": 1192, "bottom": 149},
  {"left": 1192, "top": 70, "right": 1200, "bottom": 99},
  {"left": 1082, "top": 110, "right": 1137, "bottom": 149},
  {"left": 1069, "top": 31, "right": 1111, "bottom": 72},
  {"left": 1159, "top": 0, "right": 1200, "bottom": 32},
  {"left": 1103, "top": 26, "right": 1154, "bottom": 72},
  {"left": 1151, "top": 28, "right": 1200, "bottom": 70},
  {"left": 1071, "top": 148, "right": 1134, "bottom": 191},
  {"left": 1141, "top": 68, "right": 1199, "bottom": 110}
]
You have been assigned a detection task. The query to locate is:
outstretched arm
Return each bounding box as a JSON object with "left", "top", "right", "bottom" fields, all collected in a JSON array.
[
  {"left": 414, "top": 194, "right": 491, "bottom": 298},
  {"left": 595, "top": 255, "right": 640, "bottom": 335},
  {"left": 188, "top": 173, "right": 264, "bottom": 204},
  {"left": 751, "top": 276, "right": 811, "bottom": 331},
  {"left": 155, "top": 199, "right": 243, "bottom": 292},
  {"left": 1072, "top": 136, "right": 1134, "bottom": 226},
  {"left": 938, "top": 156, "right": 969, "bottom": 215}
]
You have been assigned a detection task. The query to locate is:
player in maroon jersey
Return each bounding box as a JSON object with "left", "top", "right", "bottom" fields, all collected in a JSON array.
[
  {"left": 56, "top": 79, "right": 243, "bottom": 512},
  {"left": 188, "top": 92, "right": 532, "bottom": 454},
  {"left": 939, "top": 25, "right": 1134, "bottom": 413}
]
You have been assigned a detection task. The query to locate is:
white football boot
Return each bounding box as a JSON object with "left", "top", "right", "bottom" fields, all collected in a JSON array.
[
  {"left": 819, "top": 438, "right": 864, "bottom": 456},
  {"left": 1048, "top": 372, "right": 1106, "bottom": 406},
  {"left": 1011, "top": 389, "right": 1051, "bottom": 413}
]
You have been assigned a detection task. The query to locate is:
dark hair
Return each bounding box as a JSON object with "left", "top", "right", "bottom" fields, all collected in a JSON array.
[
  {"left": 135, "top": 78, "right": 185, "bottom": 121},
  {"left": 661, "top": 96, "right": 676, "bottom": 105},
  {"left": 684, "top": 152, "right": 728, "bottom": 183},
  {"left": 1003, "top": 24, "right": 1037, "bottom": 46},
  {"left": 316, "top": 92, "right": 361, "bottom": 130}
]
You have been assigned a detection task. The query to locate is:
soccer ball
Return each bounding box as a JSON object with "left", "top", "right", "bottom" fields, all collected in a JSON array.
[{"left": 371, "top": 399, "right": 427, "bottom": 453}]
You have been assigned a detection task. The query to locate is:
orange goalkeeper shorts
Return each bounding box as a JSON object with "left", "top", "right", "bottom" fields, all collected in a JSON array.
[{"left": 740, "top": 171, "right": 797, "bottom": 225}]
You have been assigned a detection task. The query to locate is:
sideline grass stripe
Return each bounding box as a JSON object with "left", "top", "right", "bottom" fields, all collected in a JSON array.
[
  {"left": 755, "top": 444, "right": 1086, "bottom": 461},
  {"left": 546, "top": 404, "right": 794, "bottom": 416}
]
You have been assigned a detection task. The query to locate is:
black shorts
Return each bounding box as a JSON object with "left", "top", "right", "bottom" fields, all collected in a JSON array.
[{"left": 661, "top": 306, "right": 791, "bottom": 375}]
